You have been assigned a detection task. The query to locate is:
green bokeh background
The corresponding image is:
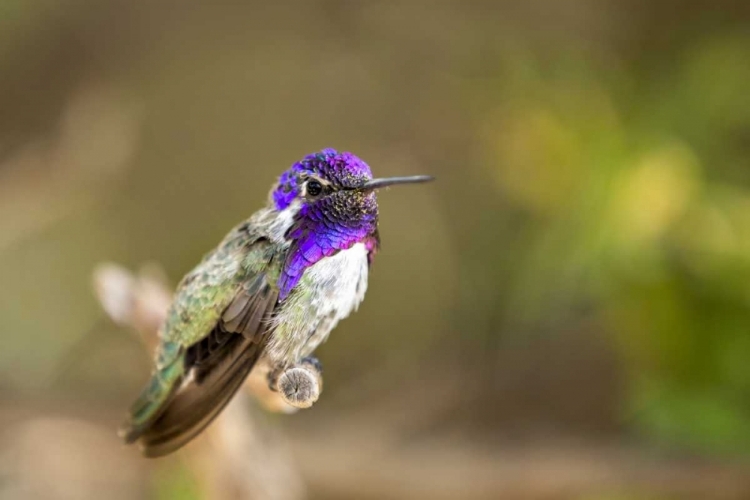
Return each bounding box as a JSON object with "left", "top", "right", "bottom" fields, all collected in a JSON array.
[{"left": 1, "top": 1, "right": 750, "bottom": 498}]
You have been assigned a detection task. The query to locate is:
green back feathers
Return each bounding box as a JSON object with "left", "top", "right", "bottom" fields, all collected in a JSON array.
[{"left": 120, "top": 224, "right": 283, "bottom": 456}]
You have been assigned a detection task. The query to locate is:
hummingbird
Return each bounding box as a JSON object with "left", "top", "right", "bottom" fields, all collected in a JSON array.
[{"left": 120, "top": 148, "right": 433, "bottom": 456}]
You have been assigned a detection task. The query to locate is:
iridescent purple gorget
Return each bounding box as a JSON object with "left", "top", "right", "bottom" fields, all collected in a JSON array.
[{"left": 273, "top": 149, "right": 380, "bottom": 299}]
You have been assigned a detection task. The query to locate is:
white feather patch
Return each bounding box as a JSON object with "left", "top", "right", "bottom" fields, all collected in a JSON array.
[{"left": 267, "top": 242, "right": 369, "bottom": 364}]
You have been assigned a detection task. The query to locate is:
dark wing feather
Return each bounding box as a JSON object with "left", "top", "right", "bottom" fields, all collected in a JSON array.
[
  {"left": 222, "top": 277, "right": 276, "bottom": 341},
  {"left": 137, "top": 274, "right": 278, "bottom": 457}
]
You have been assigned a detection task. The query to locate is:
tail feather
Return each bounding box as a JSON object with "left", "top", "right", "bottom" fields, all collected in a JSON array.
[
  {"left": 119, "top": 354, "right": 185, "bottom": 444},
  {"left": 133, "top": 337, "right": 264, "bottom": 458}
]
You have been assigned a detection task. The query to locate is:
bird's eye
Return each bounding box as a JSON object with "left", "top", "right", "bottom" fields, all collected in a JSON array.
[{"left": 306, "top": 179, "right": 323, "bottom": 197}]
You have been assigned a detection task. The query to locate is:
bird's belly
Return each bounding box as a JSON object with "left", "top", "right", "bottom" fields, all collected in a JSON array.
[{"left": 267, "top": 242, "right": 370, "bottom": 364}]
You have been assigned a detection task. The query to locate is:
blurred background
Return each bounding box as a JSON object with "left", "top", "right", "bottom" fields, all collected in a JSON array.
[{"left": 2, "top": 1, "right": 750, "bottom": 499}]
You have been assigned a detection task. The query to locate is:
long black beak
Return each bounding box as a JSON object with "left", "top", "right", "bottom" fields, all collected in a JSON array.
[{"left": 360, "top": 175, "right": 434, "bottom": 192}]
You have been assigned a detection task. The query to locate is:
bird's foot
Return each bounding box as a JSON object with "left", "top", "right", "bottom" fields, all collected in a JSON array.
[{"left": 299, "top": 356, "right": 323, "bottom": 375}]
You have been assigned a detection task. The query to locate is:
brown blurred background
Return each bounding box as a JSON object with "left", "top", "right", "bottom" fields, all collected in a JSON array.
[{"left": 2, "top": 1, "right": 750, "bottom": 499}]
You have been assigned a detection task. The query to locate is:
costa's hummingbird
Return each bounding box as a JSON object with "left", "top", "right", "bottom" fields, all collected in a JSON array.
[{"left": 120, "top": 148, "right": 433, "bottom": 456}]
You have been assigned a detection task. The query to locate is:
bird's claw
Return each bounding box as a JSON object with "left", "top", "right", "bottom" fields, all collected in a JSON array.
[{"left": 300, "top": 356, "right": 323, "bottom": 375}]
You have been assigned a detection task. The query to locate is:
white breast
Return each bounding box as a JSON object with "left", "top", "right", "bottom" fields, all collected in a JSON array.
[
  {"left": 266, "top": 242, "right": 370, "bottom": 364},
  {"left": 306, "top": 242, "right": 369, "bottom": 314}
]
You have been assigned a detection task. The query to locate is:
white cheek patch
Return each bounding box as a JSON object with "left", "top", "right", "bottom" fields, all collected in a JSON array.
[{"left": 267, "top": 200, "right": 301, "bottom": 245}]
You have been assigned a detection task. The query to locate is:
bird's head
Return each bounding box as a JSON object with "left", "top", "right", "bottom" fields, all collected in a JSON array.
[{"left": 270, "top": 148, "right": 432, "bottom": 298}]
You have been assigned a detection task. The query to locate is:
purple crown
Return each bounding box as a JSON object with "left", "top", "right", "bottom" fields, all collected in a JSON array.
[{"left": 273, "top": 148, "right": 373, "bottom": 210}]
